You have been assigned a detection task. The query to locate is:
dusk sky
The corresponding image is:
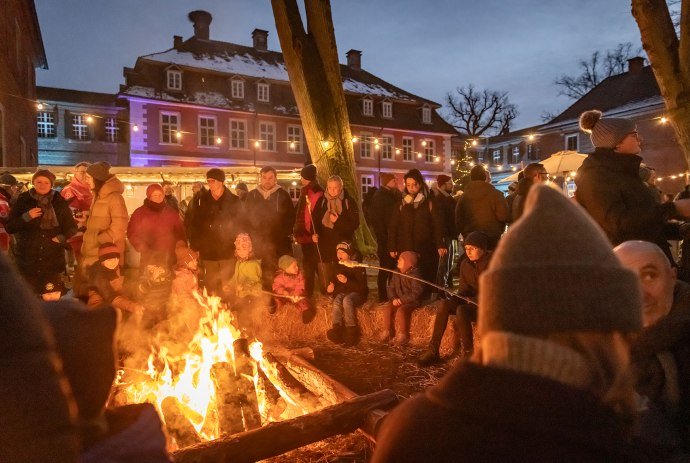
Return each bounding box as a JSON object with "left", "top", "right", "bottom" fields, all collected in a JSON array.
[{"left": 34, "top": 0, "right": 643, "bottom": 130}]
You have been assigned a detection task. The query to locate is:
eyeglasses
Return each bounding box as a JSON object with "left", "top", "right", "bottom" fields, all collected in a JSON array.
[{"left": 537, "top": 172, "right": 549, "bottom": 177}]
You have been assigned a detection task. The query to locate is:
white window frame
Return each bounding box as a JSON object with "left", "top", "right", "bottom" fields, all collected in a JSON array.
[
  {"left": 362, "top": 98, "right": 373, "bottom": 116},
  {"left": 511, "top": 146, "right": 520, "bottom": 163},
  {"left": 198, "top": 115, "right": 217, "bottom": 147},
  {"left": 361, "top": 175, "right": 375, "bottom": 195},
  {"left": 492, "top": 149, "right": 502, "bottom": 165},
  {"left": 160, "top": 111, "right": 181, "bottom": 145},
  {"left": 37, "top": 112, "right": 56, "bottom": 138},
  {"left": 287, "top": 125, "right": 303, "bottom": 154},
  {"left": 72, "top": 114, "right": 89, "bottom": 141},
  {"left": 105, "top": 117, "right": 119, "bottom": 143},
  {"left": 422, "top": 106, "right": 432, "bottom": 124},
  {"left": 257, "top": 82, "right": 270, "bottom": 103},
  {"left": 527, "top": 143, "right": 535, "bottom": 160},
  {"left": 259, "top": 121, "right": 276, "bottom": 151},
  {"left": 167, "top": 69, "right": 182, "bottom": 91},
  {"left": 288, "top": 185, "right": 300, "bottom": 201},
  {"left": 231, "top": 78, "right": 245, "bottom": 99},
  {"left": 360, "top": 132, "right": 373, "bottom": 158},
  {"left": 230, "top": 119, "right": 247, "bottom": 150},
  {"left": 382, "top": 101, "right": 393, "bottom": 119},
  {"left": 565, "top": 133, "right": 579, "bottom": 151},
  {"left": 424, "top": 140, "right": 436, "bottom": 163},
  {"left": 381, "top": 135, "right": 393, "bottom": 160},
  {"left": 402, "top": 136, "right": 414, "bottom": 161}
]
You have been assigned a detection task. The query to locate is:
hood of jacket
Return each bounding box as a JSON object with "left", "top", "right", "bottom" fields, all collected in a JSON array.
[{"left": 97, "top": 176, "right": 125, "bottom": 199}]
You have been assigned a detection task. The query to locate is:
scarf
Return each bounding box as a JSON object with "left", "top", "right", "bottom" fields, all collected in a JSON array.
[
  {"left": 257, "top": 183, "right": 281, "bottom": 200},
  {"left": 29, "top": 189, "right": 59, "bottom": 230},
  {"left": 144, "top": 199, "right": 166, "bottom": 212},
  {"left": 402, "top": 192, "right": 425, "bottom": 209},
  {"left": 322, "top": 189, "right": 345, "bottom": 229}
]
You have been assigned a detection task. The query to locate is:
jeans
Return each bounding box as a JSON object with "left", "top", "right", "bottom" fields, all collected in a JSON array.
[{"left": 332, "top": 292, "right": 365, "bottom": 327}]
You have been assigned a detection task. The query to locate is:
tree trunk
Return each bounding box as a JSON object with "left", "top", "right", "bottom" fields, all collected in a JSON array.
[
  {"left": 271, "top": 0, "right": 376, "bottom": 253},
  {"left": 632, "top": 0, "right": 690, "bottom": 168}
]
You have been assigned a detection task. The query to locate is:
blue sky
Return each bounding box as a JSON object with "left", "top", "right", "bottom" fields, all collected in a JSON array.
[{"left": 35, "top": 0, "right": 643, "bottom": 130}]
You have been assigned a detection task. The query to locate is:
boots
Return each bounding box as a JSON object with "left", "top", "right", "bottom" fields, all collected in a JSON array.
[
  {"left": 417, "top": 345, "right": 440, "bottom": 366},
  {"left": 326, "top": 324, "right": 344, "bottom": 344},
  {"left": 343, "top": 326, "right": 360, "bottom": 347}
]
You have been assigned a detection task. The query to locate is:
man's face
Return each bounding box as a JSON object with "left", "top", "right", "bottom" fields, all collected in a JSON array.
[
  {"left": 207, "top": 178, "right": 223, "bottom": 193},
  {"left": 74, "top": 166, "right": 87, "bottom": 183},
  {"left": 327, "top": 180, "right": 342, "bottom": 198},
  {"left": 615, "top": 244, "right": 675, "bottom": 327},
  {"left": 261, "top": 171, "right": 277, "bottom": 190},
  {"left": 405, "top": 178, "right": 420, "bottom": 196},
  {"left": 464, "top": 245, "right": 485, "bottom": 263},
  {"left": 534, "top": 170, "right": 549, "bottom": 184},
  {"left": 615, "top": 131, "right": 643, "bottom": 156},
  {"left": 192, "top": 182, "right": 202, "bottom": 194}
]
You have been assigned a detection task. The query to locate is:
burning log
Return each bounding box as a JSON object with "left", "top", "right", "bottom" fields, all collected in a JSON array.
[
  {"left": 210, "top": 363, "right": 245, "bottom": 436},
  {"left": 258, "top": 352, "right": 323, "bottom": 411},
  {"left": 255, "top": 368, "right": 287, "bottom": 421},
  {"left": 161, "top": 397, "right": 201, "bottom": 448},
  {"left": 231, "top": 339, "right": 261, "bottom": 430},
  {"left": 172, "top": 388, "right": 398, "bottom": 463}
]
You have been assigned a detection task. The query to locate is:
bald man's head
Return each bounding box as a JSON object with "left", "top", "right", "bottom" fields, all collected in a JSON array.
[{"left": 613, "top": 241, "right": 675, "bottom": 327}]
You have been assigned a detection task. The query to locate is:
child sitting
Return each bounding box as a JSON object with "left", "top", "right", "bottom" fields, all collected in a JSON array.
[
  {"left": 380, "top": 251, "right": 424, "bottom": 346},
  {"left": 272, "top": 255, "right": 316, "bottom": 323},
  {"left": 171, "top": 245, "right": 200, "bottom": 299},
  {"left": 227, "top": 233, "right": 265, "bottom": 332},
  {"left": 326, "top": 241, "right": 368, "bottom": 347},
  {"left": 137, "top": 262, "right": 172, "bottom": 328},
  {"left": 86, "top": 242, "right": 144, "bottom": 316}
]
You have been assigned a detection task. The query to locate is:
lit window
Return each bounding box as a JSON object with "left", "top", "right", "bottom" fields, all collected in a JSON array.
[
  {"left": 160, "top": 112, "right": 180, "bottom": 144},
  {"left": 199, "top": 116, "right": 216, "bottom": 147},
  {"left": 565, "top": 134, "right": 578, "bottom": 151},
  {"left": 167, "top": 69, "right": 182, "bottom": 91},
  {"left": 230, "top": 120, "right": 247, "bottom": 149},
  {"left": 361, "top": 175, "right": 375, "bottom": 195},
  {"left": 259, "top": 122, "right": 275, "bottom": 151},
  {"left": 402, "top": 137, "right": 413, "bottom": 161},
  {"left": 360, "top": 134, "right": 372, "bottom": 158},
  {"left": 362, "top": 98, "right": 373, "bottom": 116},
  {"left": 231, "top": 79, "right": 244, "bottom": 99},
  {"left": 37, "top": 112, "right": 56, "bottom": 138},
  {"left": 382, "top": 101, "right": 393, "bottom": 118},
  {"left": 527, "top": 144, "right": 535, "bottom": 160},
  {"left": 105, "top": 117, "right": 119, "bottom": 143},
  {"left": 257, "top": 82, "right": 270, "bottom": 102},
  {"left": 422, "top": 106, "right": 432, "bottom": 124},
  {"left": 511, "top": 146, "right": 520, "bottom": 163},
  {"left": 381, "top": 135, "right": 393, "bottom": 160},
  {"left": 492, "top": 149, "right": 502, "bottom": 165},
  {"left": 287, "top": 125, "right": 302, "bottom": 153},
  {"left": 72, "top": 115, "right": 89, "bottom": 141},
  {"left": 288, "top": 185, "right": 300, "bottom": 201},
  {"left": 425, "top": 140, "right": 436, "bottom": 162}
]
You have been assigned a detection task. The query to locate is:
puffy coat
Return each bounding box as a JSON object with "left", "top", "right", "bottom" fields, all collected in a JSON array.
[
  {"left": 228, "top": 258, "right": 262, "bottom": 299},
  {"left": 430, "top": 185, "right": 457, "bottom": 241},
  {"left": 6, "top": 189, "right": 77, "bottom": 291},
  {"left": 293, "top": 182, "right": 325, "bottom": 245},
  {"left": 185, "top": 187, "right": 240, "bottom": 261},
  {"left": 387, "top": 266, "right": 424, "bottom": 305},
  {"left": 243, "top": 186, "right": 296, "bottom": 258},
  {"left": 330, "top": 262, "right": 368, "bottom": 298},
  {"left": 455, "top": 180, "right": 509, "bottom": 240},
  {"left": 313, "top": 189, "right": 360, "bottom": 263},
  {"left": 273, "top": 270, "right": 306, "bottom": 297},
  {"left": 127, "top": 200, "right": 186, "bottom": 269},
  {"left": 82, "top": 176, "right": 128, "bottom": 269}
]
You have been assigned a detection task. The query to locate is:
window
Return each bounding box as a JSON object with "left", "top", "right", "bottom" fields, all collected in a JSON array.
[
  {"left": 422, "top": 106, "right": 432, "bottom": 124},
  {"left": 360, "top": 134, "right": 372, "bottom": 158},
  {"left": 361, "top": 175, "right": 375, "bottom": 195},
  {"left": 167, "top": 69, "right": 182, "bottom": 91},
  {"left": 198, "top": 116, "right": 216, "bottom": 147},
  {"left": 527, "top": 143, "right": 536, "bottom": 160},
  {"left": 362, "top": 98, "right": 373, "bottom": 116},
  {"left": 160, "top": 112, "right": 180, "bottom": 144},
  {"left": 37, "top": 112, "right": 55, "bottom": 138},
  {"left": 511, "top": 146, "right": 520, "bottom": 163},
  {"left": 287, "top": 125, "right": 303, "bottom": 153},
  {"left": 402, "top": 137, "right": 413, "bottom": 161},
  {"left": 105, "top": 117, "right": 119, "bottom": 143},
  {"left": 381, "top": 135, "right": 393, "bottom": 160},
  {"left": 382, "top": 101, "right": 393, "bottom": 119},
  {"left": 492, "top": 149, "right": 502, "bottom": 165},
  {"left": 231, "top": 79, "right": 244, "bottom": 99},
  {"left": 230, "top": 119, "right": 247, "bottom": 149},
  {"left": 425, "top": 140, "right": 436, "bottom": 162},
  {"left": 72, "top": 115, "right": 89, "bottom": 141},
  {"left": 257, "top": 82, "right": 270, "bottom": 102},
  {"left": 565, "top": 133, "right": 579, "bottom": 151},
  {"left": 259, "top": 122, "right": 275, "bottom": 151},
  {"left": 288, "top": 185, "right": 300, "bottom": 201}
]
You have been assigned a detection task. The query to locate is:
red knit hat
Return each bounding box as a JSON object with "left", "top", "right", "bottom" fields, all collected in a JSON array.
[
  {"left": 146, "top": 183, "right": 164, "bottom": 199},
  {"left": 98, "top": 243, "right": 120, "bottom": 262},
  {"left": 436, "top": 174, "right": 452, "bottom": 187}
]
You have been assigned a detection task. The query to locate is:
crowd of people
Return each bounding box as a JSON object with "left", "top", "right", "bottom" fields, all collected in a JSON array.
[{"left": 1, "top": 108, "right": 690, "bottom": 459}]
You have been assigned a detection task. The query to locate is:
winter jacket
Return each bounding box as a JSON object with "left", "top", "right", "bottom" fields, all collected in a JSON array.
[
  {"left": 372, "top": 361, "right": 644, "bottom": 463},
  {"left": 293, "top": 181, "right": 325, "bottom": 244},
  {"left": 575, "top": 149, "right": 676, "bottom": 254},
  {"left": 368, "top": 186, "right": 402, "bottom": 250},
  {"left": 389, "top": 193, "right": 444, "bottom": 254},
  {"left": 228, "top": 258, "right": 262, "bottom": 299},
  {"left": 330, "top": 261, "right": 368, "bottom": 298},
  {"left": 511, "top": 177, "right": 534, "bottom": 223},
  {"left": 0, "top": 187, "right": 12, "bottom": 252},
  {"left": 273, "top": 270, "right": 306, "bottom": 297},
  {"left": 387, "top": 266, "right": 424, "bottom": 305},
  {"left": 430, "top": 185, "right": 457, "bottom": 241},
  {"left": 243, "top": 186, "right": 296, "bottom": 258},
  {"left": 455, "top": 180, "right": 509, "bottom": 240},
  {"left": 457, "top": 251, "right": 491, "bottom": 300},
  {"left": 81, "top": 403, "right": 171, "bottom": 463},
  {"left": 185, "top": 187, "right": 240, "bottom": 261},
  {"left": 60, "top": 177, "right": 92, "bottom": 214},
  {"left": 127, "top": 200, "right": 186, "bottom": 269},
  {"left": 6, "top": 189, "right": 77, "bottom": 291},
  {"left": 86, "top": 263, "right": 140, "bottom": 313},
  {"left": 314, "top": 189, "right": 360, "bottom": 262},
  {"left": 82, "top": 176, "right": 128, "bottom": 269},
  {"left": 631, "top": 280, "right": 690, "bottom": 445}
]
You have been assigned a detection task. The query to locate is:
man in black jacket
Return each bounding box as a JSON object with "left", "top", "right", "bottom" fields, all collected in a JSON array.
[{"left": 368, "top": 173, "right": 401, "bottom": 301}]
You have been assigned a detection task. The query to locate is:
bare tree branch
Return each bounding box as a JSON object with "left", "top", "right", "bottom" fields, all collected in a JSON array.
[{"left": 445, "top": 85, "right": 518, "bottom": 136}]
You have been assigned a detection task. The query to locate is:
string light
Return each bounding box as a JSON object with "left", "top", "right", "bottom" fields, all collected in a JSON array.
[
  {"left": 254, "top": 140, "right": 260, "bottom": 148},
  {"left": 421, "top": 140, "right": 427, "bottom": 147},
  {"left": 175, "top": 131, "right": 182, "bottom": 139},
  {"left": 352, "top": 136, "right": 358, "bottom": 143},
  {"left": 36, "top": 102, "right": 43, "bottom": 110},
  {"left": 374, "top": 138, "right": 379, "bottom": 145},
  {"left": 289, "top": 141, "right": 296, "bottom": 150},
  {"left": 132, "top": 124, "right": 139, "bottom": 132},
  {"left": 395, "top": 148, "right": 401, "bottom": 155},
  {"left": 216, "top": 137, "right": 222, "bottom": 145},
  {"left": 86, "top": 115, "right": 94, "bottom": 123},
  {"left": 471, "top": 140, "right": 478, "bottom": 147},
  {"left": 528, "top": 134, "right": 535, "bottom": 141},
  {"left": 417, "top": 153, "right": 423, "bottom": 159},
  {"left": 660, "top": 116, "right": 669, "bottom": 124},
  {"left": 322, "top": 140, "right": 331, "bottom": 149},
  {"left": 291, "top": 180, "right": 297, "bottom": 186}
]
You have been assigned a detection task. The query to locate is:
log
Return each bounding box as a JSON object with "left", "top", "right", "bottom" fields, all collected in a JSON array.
[
  {"left": 258, "top": 352, "right": 323, "bottom": 411},
  {"left": 255, "top": 368, "right": 287, "bottom": 422},
  {"left": 232, "top": 339, "right": 262, "bottom": 430},
  {"left": 268, "top": 345, "right": 315, "bottom": 362},
  {"left": 210, "top": 363, "right": 245, "bottom": 436},
  {"left": 161, "top": 397, "right": 201, "bottom": 449},
  {"left": 172, "top": 388, "right": 398, "bottom": 463}
]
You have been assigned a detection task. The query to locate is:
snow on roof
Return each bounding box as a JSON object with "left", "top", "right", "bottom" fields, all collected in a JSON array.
[{"left": 342, "top": 78, "right": 411, "bottom": 100}]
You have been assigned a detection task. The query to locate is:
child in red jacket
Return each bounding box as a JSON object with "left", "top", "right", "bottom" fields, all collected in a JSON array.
[{"left": 272, "top": 255, "right": 315, "bottom": 323}]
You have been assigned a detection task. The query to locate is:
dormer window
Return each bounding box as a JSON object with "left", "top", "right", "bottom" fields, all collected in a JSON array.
[
  {"left": 231, "top": 78, "right": 245, "bottom": 99},
  {"left": 167, "top": 69, "right": 182, "bottom": 91},
  {"left": 422, "top": 105, "right": 431, "bottom": 124},
  {"left": 362, "top": 98, "right": 373, "bottom": 116},
  {"left": 257, "top": 81, "right": 270, "bottom": 102},
  {"left": 382, "top": 101, "right": 393, "bottom": 119}
]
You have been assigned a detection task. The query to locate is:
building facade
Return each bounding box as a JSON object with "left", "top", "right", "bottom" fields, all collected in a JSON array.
[
  {"left": 36, "top": 87, "right": 129, "bottom": 166},
  {"left": 119, "top": 11, "right": 457, "bottom": 196},
  {"left": 0, "top": 0, "right": 47, "bottom": 167}
]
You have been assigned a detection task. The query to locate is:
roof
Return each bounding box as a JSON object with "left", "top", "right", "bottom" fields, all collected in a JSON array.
[
  {"left": 36, "top": 86, "right": 123, "bottom": 107},
  {"left": 29, "top": 0, "right": 47, "bottom": 69},
  {"left": 548, "top": 65, "right": 661, "bottom": 124}
]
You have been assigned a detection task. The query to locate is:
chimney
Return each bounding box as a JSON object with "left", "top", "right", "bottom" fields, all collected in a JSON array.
[
  {"left": 252, "top": 29, "right": 269, "bottom": 51},
  {"left": 628, "top": 56, "right": 645, "bottom": 74},
  {"left": 188, "top": 10, "right": 212, "bottom": 40},
  {"left": 346, "top": 49, "right": 362, "bottom": 70},
  {"left": 173, "top": 35, "right": 182, "bottom": 49}
]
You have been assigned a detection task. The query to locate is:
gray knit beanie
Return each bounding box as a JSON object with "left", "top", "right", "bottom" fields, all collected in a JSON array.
[
  {"left": 478, "top": 184, "right": 641, "bottom": 337},
  {"left": 579, "top": 110, "right": 636, "bottom": 149},
  {"left": 86, "top": 161, "right": 112, "bottom": 182}
]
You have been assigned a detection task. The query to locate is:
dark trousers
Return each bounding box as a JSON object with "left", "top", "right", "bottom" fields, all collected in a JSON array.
[
  {"left": 377, "top": 248, "right": 396, "bottom": 302},
  {"left": 456, "top": 303, "right": 477, "bottom": 354},
  {"left": 382, "top": 302, "right": 416, "bottom": 337},
  {"left": 428, "top": 299, "right": 458, "bottom": 350},
  {"left": 301, "top": 243, "right": 320, "bottom": 297}
]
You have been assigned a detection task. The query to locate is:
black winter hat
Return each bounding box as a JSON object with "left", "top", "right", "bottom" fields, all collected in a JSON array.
[
  {"left": 301, "top": 164, "right": 317, "bottom": 182},
  {"left": 0, "top": 172, "right": 18, "bottom": 186},
  {"left": 206, "top": 168, "right": 225, "bottom": 183},
  {"left": 463, "top": 231, "right": 489, "bottom": 251}
]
